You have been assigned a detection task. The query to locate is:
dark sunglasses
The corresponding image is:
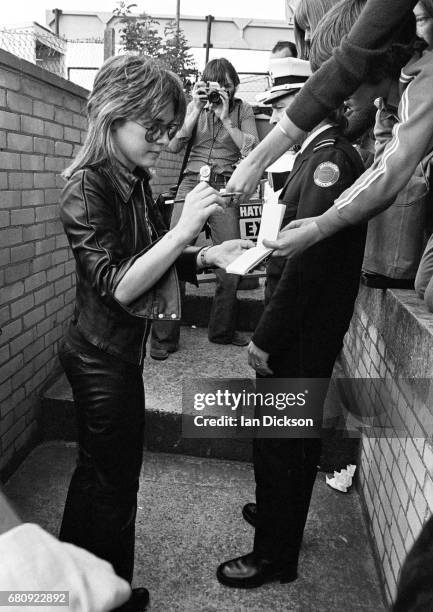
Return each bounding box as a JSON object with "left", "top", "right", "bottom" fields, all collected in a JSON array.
[{"left": 133, "top": 120, "right": 179, "bottom": 143}]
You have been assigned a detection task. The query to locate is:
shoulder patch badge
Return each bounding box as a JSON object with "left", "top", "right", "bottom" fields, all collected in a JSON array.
[{"left": 313, "top": 162, "right": 340, "bottom": 187}]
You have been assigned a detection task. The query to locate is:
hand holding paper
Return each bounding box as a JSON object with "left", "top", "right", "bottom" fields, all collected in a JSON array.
[{"left": 226, "top": 186, "right": 286, "bottom": 275}]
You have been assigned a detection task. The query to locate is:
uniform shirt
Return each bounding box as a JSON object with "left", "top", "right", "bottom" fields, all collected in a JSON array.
[
  {"left": 316, "top": 50, "right": 433, "bottom": 238},
  {"left": 172, "top": 99, "right": 259, "bottom": 175},
  {"left": 252, "top": 125, "right": 366, "bottom": 359}
]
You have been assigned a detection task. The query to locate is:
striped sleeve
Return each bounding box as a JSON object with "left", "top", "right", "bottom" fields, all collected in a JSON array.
[
  {"left": 316, "top": 51, "right": 433, "bottom": 236},
  {"left": 286, "top": 0, "right": 418, "bottom": 131}
]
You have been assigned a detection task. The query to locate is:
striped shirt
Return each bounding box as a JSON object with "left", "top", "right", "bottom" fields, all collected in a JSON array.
[
  {"left": 172, "top": 99, "right": 259, "bottom": 176},
  {"left": 316, "top": 49, "right": 433, "bottom": 237}
]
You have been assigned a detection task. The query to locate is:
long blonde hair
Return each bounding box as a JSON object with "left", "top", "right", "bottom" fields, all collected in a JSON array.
[
  {"left": 63, "top": 55, "right": 186, "bottom": 179},
  {"left": 294, "top": 0, "right": 340, "bottom": 59}
]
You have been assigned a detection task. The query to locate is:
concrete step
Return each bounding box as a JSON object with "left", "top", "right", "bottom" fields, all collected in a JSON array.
[
  {"left": 42, "top": 327, "right": 359, "bottom": 472},
  {"left": 183, "top": 274, "right": 265, "bottom": 331},
  {"left": 4, "top": 443, "right": 385, "bottom": 612}
]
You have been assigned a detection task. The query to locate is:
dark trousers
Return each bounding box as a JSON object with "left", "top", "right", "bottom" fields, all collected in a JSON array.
[
  {"left": 58, "top": 334, "right": 145, "bottom": 582},
  {"left": 253, "top": 436, "right": 321, "bottom": 565},
  {"left": 251, "top": 252, "right": 351, "bottom": 567},
  {"left": 151, "top": 172, "right": 241, "bottom": 348}
]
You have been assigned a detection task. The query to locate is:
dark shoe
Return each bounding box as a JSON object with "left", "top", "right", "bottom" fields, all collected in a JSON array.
[
  {"left": 242, "top": 502, "right": 257, "bottom": 527},
  {"left": 360, "top": 272, "right": 414, "bottom": 290},
  {"left": 216, "top": 552, "right": 297, "bottom": 588},
  {"left": 150, "top": 345, "right": 178, "bottom": 361},
  {"left": 231, "top": 331, "right": 250, "bottom": 347},
  {"left": 209, "top": 332, "right": 250, "bottom": 347},
  {"left": 114, "top": 587, "right": 150, "bottom": 611}
]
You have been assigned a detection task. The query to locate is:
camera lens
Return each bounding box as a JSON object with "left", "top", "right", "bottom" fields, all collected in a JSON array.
[{"left": 208, "top": 90, "right": 221, "bottom": 104}]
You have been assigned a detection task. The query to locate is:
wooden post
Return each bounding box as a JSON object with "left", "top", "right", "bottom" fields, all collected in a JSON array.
[
  {"left": 104, "top": 27, "right": 115, "bottom": 60},
  {"left": 204, "top": 15, "right": 214, "bottom": 67}
]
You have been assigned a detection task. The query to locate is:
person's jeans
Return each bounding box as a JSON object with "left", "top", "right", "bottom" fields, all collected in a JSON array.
[
  {"left": 151, "top": 172, "right": 241, "bottom": 348},
  {"left": 362, "top": 163, "right": 430, "bottom": 279},
  {"left": 58, "top": 333, "right": 145, "bottom": 583}
]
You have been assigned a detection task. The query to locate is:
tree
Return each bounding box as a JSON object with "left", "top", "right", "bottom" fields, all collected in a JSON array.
[
  {"left": 160, "top": 20, "right": 198, "bottom": 87},
  {"left": 114, "top": 1, "right": 163, "bottom": 58},
  {"left": 113, "top": 4, "right": 197, "bottom": 88}
]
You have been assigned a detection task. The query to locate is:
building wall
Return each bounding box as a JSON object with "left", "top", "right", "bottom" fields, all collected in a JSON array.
[
  {"left": 340, "top": 285, "right": 433, "bottom": 604},
  {"left": 0, "top": 49, "right": 88, "bottom": 478},
  {"left": 150, "top": 149, "right": 183, "bottom": 198}
]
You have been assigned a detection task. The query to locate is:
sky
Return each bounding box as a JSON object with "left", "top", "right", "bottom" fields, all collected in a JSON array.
[{"left": 2, "top": 0, "right": 288, "bottom": 27}]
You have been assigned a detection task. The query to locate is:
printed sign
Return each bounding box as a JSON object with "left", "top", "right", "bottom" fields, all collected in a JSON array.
[{"left": 239, "top": 199, "right": 263, "bottom": 242}]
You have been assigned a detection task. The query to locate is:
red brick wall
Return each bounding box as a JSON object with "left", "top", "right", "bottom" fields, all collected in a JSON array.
[
  {"left": 0, "top": 50, "right": 88, "bottom": 476},
  {"left": 340, "top": 286, "right": 433, "bottom": 604}
]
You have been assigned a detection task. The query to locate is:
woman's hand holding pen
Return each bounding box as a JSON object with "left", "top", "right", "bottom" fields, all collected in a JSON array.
[{"left": 172, "top": 182, "right": 225, "bottom": 244}]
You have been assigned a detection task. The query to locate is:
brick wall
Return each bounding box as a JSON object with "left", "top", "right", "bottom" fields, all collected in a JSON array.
[
  {"left": 0, "top": 49, "right": 88, "bottom": 478},
  {"left": 340, "top": 285, "right": 433, "bottom": 604},
  {"left": 150, "top": 148, "right": 183, "bottom": 198}
]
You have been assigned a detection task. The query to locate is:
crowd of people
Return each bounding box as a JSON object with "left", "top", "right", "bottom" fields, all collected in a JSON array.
[{"left": 1, "top": 0, "right": 433, "bottom": 610}]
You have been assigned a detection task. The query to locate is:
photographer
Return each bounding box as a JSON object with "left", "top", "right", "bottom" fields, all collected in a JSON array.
[{"left": 151, "top": 58, "right": 259, "bottom": 360}]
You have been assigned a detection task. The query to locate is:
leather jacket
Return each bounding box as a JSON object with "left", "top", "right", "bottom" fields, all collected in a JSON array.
[{"left": 60, "top": 159, "right": 201, "bottom": 364}]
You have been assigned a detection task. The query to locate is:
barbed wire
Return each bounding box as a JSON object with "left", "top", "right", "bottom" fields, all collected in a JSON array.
[
  {"left": 0, "top": 27, "right": 271, "bottom": 101},
  {"left": 0, "top": 25, "right": 66, "bottom": 77}
]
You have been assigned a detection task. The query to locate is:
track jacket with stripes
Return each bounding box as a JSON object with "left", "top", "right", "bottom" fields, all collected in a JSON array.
[{"left": 313, "top": 50, "right": 433, "bottom": 237}]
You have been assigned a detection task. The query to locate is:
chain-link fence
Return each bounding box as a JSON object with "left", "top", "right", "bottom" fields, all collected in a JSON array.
[
  {"left": 0, "top": 24, "right": 66, "bottom": 77},
  {"left": 238, "top": 73, "right": 271, "bottom": 105},
  {"left": 0, "top": 25, "right": 272, "bottom": 101}
]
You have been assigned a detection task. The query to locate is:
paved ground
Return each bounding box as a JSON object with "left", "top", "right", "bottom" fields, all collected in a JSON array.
[{"left": 5, "top": 443, "right": 385, "bottom": 612}]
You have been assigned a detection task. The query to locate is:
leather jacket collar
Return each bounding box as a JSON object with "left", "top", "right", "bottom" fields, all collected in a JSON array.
[{"left": 97, "top": 157, "right": 152, "bottom": 204}]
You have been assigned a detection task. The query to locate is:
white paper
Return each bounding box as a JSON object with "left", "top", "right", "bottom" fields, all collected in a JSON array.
[
  {"left": 226, "top": 186, "right": 286, "bottom": 275},
  {"left": 326, "top": 464, "right": 357, "bottom": 493}
]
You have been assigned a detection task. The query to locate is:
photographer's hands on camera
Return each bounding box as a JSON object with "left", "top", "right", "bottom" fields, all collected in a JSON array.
[
  {"left": 192, "top": 80, "right": 230, "bottom": 124},
  {"left": 192, "top": 80, "right": 208, "bottom": 111}
]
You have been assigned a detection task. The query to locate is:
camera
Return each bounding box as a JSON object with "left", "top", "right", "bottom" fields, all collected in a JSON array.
[{"left": 205, "top": 81, "right": 222, "bottom": 104}]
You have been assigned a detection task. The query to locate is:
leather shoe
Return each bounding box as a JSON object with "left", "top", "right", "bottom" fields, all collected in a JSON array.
[
  {"left": 216, "top": 552, "right": 297, "bottom": 588},
  {"left": 360, "top": 272, "right": 414, "bottom": 290},
  {"left": 150, "top": 345, "right": 178, "bottom": 361},
  {"left": 231, "top": 331, "right": 250, "bottom": 347},
  {"left": 209, "top": 332, "right": 250, "bottom": 347},
  {"left": 242, "top": 502, "right": 257, "bottom": 527},
  {"left": 114, "top": 587, "right": 149, "bottom": 611}
]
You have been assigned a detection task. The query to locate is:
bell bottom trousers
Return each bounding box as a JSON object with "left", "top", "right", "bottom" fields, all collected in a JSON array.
[{"left": 58, "top": 337, "right": 145, "bottom": 582}]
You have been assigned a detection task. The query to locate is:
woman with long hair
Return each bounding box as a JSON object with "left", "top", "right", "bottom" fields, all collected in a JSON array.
[
  {"left": 294, "top": 0, "right": 340, "bottom": 58},
  {"left": 58, "top": 54, "right": 251, "bottom": 610}
]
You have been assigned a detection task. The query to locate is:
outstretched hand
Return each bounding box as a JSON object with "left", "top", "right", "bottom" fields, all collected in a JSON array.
[
  {"left": 225, "top": 156, "right": 263, "bottom": 199},
  {"left": 263, "top": 218, "right": 321, "bottom": 259},
  {"left": 206, "top": 239, "right": 255, "bottom": 269}
]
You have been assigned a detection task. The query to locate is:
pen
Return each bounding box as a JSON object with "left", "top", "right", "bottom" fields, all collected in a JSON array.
[{"left": 167, "top": 192, "right": 243, "bottom": 205}]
